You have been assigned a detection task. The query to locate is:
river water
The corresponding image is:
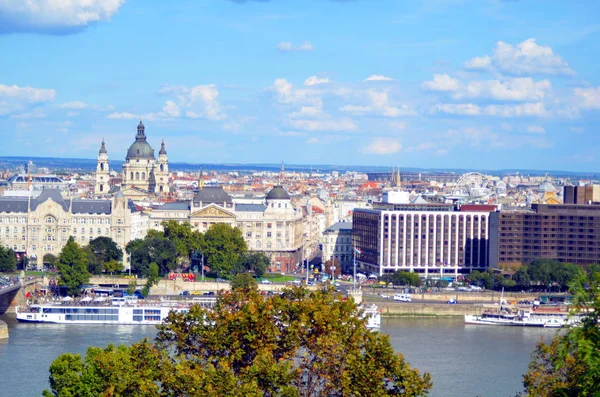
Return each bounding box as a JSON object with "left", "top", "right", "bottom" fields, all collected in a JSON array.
[{"left": 0, "top": 315, "right": 559, "bottom": 397}]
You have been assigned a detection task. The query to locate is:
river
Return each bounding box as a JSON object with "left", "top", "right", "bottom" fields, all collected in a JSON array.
[{"left": 0, "top": 315, "right": 559, "bottom": 397}]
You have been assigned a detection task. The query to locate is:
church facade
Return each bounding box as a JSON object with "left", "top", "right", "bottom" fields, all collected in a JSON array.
[{"left": 95, "top": 120, "right": 170, "bottom": 198}]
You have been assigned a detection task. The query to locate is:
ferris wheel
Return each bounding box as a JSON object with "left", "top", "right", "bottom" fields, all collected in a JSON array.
[{"left": 451, "top": 172, "right": 494, "bottom": 198}]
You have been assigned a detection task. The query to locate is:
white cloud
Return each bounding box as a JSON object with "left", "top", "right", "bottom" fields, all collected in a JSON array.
[
  {"left": 0, "top": 83, "right": 55, "bottom": 115},
  {"left": 107, "top": 112, "right": 138, "bottom": 120},
  {"left": 159, "top": 84, "right": 224, "bottom": 120},
  {"left": 306, "top": 137, "right": 319, "bottom": 144},
  {"left": 464, "top": 38, "right": 575, "bottom": 76},
  {"left": 422, "top": 75, "right": 552, "bottom": 101},
  {"left": 340, "top": 90, "right": 417, "bottom": 117},
  {"left": 570, "top": 127, "right": 583, "bottom": 134},
  {"left": 364, "top": 75, "right": 395, "bottom": 82},
  {"left": 484, "top": 102, "right": 547, "bottom": 117},
  {"left": 9, "top": 111, "right": 47, "bottom": 119},
  {"left": 526, "top": 125, "right": 545, "bottom": 134},
  {"left": 363, "top": 138, "right": 401, "bottom": 154},
  {"left": 455, "top": 78, "right": 551, "bottom": 101},
  {"left": 421, "top": 74, "right": 460, "bottom": 92},
  {"left": 289, "top": 118, "right": 357, "bottom": 132},
  {"left": 0, "top": 0, "right": 124, "bottom": 34},
  {"left": 431, "top": 103, "right": 482, "bottom": 116},
  {"left": 432, "top": 102, "right": 547, "bottom": 117},
  {"left": 276, "top": 41, "right": 314, "bottom": 52},
  {"left": 162, "top": 100, "right": 180, "bottom": 118},
  {"left": 271, "top": 78, "right": 322, "bottom": 107},
  {"left": 573, "top": 86, "right": 600, "bottom": 109},
  {"left": 58, "top": 101, "right": 88, "bottom": 109},
  {"left": 464, "top": 55, "right": 491, "bottom": 70},
  {"left": 289, "top": 106, "right": 324, "bottom": 119},
  {"left": 304, "top": 76, "right": 329, "bottom": 86}
]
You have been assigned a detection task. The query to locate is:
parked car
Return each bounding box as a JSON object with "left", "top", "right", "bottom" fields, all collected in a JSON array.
[
  {"left": 191, "top": 290, "right": 203, "bottom": 296},
  {"left": 393, "top": 293, "right": 412, "bottom": 302},
  {"left": 261, "top": 279, "right": 273, "bottom": 284},
  {"left": 518, "top": 300, "right": 532, "bottom": 305},
  {"left": 179, "top": 291, "right": 190, "bottom": 296},
  {"left": 203, "top": 291, "right": 215, "bottom": 296},
  {"left": 215, "top": 278, "right": 226, "bottom": 283}
]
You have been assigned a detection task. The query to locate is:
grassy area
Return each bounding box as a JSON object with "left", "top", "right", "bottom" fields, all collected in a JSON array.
[{"left": 262, "top": 274, "right": 297, "bottom": 282}]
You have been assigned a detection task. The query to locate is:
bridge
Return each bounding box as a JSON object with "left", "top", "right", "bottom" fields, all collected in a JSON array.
[{"left": 0, "top": 277, "right": 44, "bottom": 314}]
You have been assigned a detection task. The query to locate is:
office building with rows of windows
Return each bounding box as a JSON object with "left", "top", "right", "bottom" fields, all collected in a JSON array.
[
  {"left": 352, "top": 205, "right": 495, "bottom": 277},
  {"left": 489, "top": 204, "right": 600, "bottom": 268}
]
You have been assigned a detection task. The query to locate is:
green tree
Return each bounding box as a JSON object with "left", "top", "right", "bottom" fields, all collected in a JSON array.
[
  {"left": 103, "top": 259, "right": 124, "bottom": 274},
  {"left": 201, "top": 223, "right": 247, "bottom": 277},
  {"left": 85, "top": 236, "right": 123, "bottom": 275},
  {"left": 43, "top": 341, "right": 164, "bottom": 397},
  {"left": 44, "top": 288, "right": 432, "bottom": 396},
  {"left": 388, "top": 271, "right": 422, "bottom": 287},
  {"left": 234, "top": 252, "right": 270, "bottom": 278},
  {"left": 0, "top": 246, "right": 17, "bottom": 272},
  {"left": 160, "top": 220, "right": 204, "bottom": 265},
  {"left": 56, "top": 237, "right": 91, "bottom": 296},
  {"left": 129, "top": 236, "right": 178, "bottom": 277},
  {"left": 140, "top": 262, "right": 160, "bottom": 298},
  {"left": 230, "top": 272, "right": 257, "bottom": 292},
  {"left": 126, "top": 280, "right": 137, "bottom": 296},
  {"left": 43, "top": 253, "right": 58, "bottom": 268},
  {"left": 522, "top": 270, "right": 600, "bottom": 396}
]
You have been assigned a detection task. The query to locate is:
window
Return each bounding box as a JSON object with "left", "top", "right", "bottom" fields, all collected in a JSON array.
[{"left": 267, "top": 232, "right": 272, "bottom": 237}]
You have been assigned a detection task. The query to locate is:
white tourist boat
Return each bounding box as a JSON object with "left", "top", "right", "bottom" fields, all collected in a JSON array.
[
  {"left": 360, "top": 304, "right": 382, "bottom": 329},
  {"left": 465, "top": 306, "right": 581, "bottom": 328},
  {"left": 15, "top": 296, "right": 216, "bottom": 325}
]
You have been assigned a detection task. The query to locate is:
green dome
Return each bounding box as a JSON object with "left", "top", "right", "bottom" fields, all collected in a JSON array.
[{"left": 126, "top": 120, "right": 155, "bottom": 160}]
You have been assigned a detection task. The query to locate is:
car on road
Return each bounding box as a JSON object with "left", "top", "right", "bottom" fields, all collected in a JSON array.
[
  {"left": 291, "top": 280, "right": 302, "bottom": 286},
  {"left": 393, "top": 293, "right": 412, "bottom": 302},
  {"left": 518, "top": 300, "right": 532, "bottom": 305},
  {"left": 191, "top": 290, "right": 203, "bottom": 296},
  {"left": 380, "top": 293, "right": 390, "bottom": 299},
  {"left": 261, "top": 279, "right": 273, "bottom": 284},
  {"left": 179, "top": 291, "right": 190, "bottom": 296},
  {"left": 203, "top": 291, "right": 215, "bottom": 296},
  {"left": 448, "top": 298, "right": 457, "bottom": 304},
  {"left": 215, "top": 278, "right": 226, "bottom": 283}
]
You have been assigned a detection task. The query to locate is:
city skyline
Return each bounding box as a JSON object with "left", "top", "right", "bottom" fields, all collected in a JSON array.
[{"left": 1, "top": 1, "right": 599, "bottom": 171}]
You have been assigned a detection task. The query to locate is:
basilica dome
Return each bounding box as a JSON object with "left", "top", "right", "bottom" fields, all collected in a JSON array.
[
  {"left": 266, "top": 185, "right": 290, "bottom": 200},
  {"left": 126, "top": 120, "right": 155, "bottom": 160}
]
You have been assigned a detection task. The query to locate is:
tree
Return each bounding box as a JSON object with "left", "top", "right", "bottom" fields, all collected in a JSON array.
[
  {"left": 140, "top": 262, "right": 160, "bottom": 298},
  {"left": 387, "top": 271, "right": 422, "bottom": 287},
  {"left": 229, "top": 272, "right": 257, "bottom": 291},
  {"left": 44, "top": 288, "right": 432, "bottom": 396},
  {"left": 0, "top": 246, "right": 17, "bottom": 272},
  {"left": 522, "top": 270, "right": 600, "bottom": 396},
  {"left": 103, "top": 259, "right": 124, "bottom": 274},
  {"left": 161, "top": 220, "right": 204, "bottom": 265},
  {"left": 234, "top": 252, "right": 270, "bottom": 278},
  {"left": 85, "top": 236, "right": 123, "bottom": 275},
  {"left": 126, "top": 280, "right": 137, "bottom": 296},
  {"left": 43, "top": 253, "right": 58, "bottom": 268},
  {"left": 129, "top": 236, "right": 178, "bottom": 277},
  {"left": 43, "top": 341, "right": 165, "bottom": 397},
  {"left": 56, "top": 237, "right": 91, "bottom": 296},
  {"left": 201, "top": 223, "right": 247, "bottom": 277}
]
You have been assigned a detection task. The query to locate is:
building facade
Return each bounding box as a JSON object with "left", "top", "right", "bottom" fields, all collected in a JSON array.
[
  {"left": 353, "top": 207, "right": 492, "bottom": 276},
  {"left": 321, "top": 222, "right": 353, "bottom": 274},
  {"left": 0, "top": 189, "right": 147, "bottom": 269},
  {"left": 148, "top": 186, "right": 306, "bottom": 272},
  {"left": 95, "top": 139, "right": 110, "bottom": 194},
  {"left": 489, "top": 204, "right": 600, "bottom": 268}
]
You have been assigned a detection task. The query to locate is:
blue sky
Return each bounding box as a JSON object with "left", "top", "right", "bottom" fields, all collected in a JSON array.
[{"left": 1, "top": 0, "right": 599, "bottom": 171}]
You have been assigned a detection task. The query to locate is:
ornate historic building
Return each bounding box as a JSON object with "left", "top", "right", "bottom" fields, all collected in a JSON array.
[
  {"left": 0, "top": 189, "right": 148, "bottom": 269},
  {"left": 95, "top": 120, "right": 169, "bottom": 198},
  {"left": 148, "top": 186, "right": 305, "bottom": 272}
]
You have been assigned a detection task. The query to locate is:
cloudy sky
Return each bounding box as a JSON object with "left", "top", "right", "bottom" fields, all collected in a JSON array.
[{"left": 1, "top": 0, "right": 599, "bottom": 171}]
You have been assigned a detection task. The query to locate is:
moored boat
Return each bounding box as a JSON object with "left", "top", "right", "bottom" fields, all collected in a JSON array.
[{"left": 465, "top": 306, "right": 581, "bottom": 328}]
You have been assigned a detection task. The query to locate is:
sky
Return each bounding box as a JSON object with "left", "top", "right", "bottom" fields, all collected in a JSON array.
[{"left": 1, "top": 0, "right": 599, "bottom": 172}]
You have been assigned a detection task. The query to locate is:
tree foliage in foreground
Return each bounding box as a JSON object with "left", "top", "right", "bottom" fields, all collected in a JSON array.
[
  {"left": 44, "top": 288, "right": 432, "bottom": 396},
  {"left": 522, "top": 270, "right": 600, "bottom": 396}
]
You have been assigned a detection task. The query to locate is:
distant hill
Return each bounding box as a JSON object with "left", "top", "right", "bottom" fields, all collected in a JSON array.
[{"left": 0, "top": 156, "right": 597, "bottom": 178}]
